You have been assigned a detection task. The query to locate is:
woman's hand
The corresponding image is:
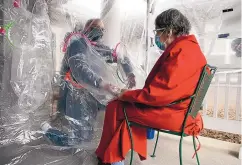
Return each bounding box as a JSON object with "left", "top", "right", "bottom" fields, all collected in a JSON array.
[
  {"left": 100, "top": 82, "right": 121, "bottom": 96},
  {"left": 120, "top": 88, "right": 128, "bottom": 94},
  {"left": 109, "top": 88, "right": 129, "bottom": 102},
  {"left": 116, "top": 88, "right": 128, "bottom": 99}
]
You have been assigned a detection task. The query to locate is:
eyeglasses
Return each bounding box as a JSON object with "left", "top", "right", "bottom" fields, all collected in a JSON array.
[{"left": 153, "top": 28, "right": 166, "bottom": 35}]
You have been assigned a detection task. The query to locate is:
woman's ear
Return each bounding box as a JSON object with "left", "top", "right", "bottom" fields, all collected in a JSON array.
[{"left": 168, "top": 29, "right": 173, "bottom": 37}]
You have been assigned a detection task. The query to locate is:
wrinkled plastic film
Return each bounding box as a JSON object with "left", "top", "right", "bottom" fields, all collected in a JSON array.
[
  {"left": 64, "top": 35, "right": 124, "bottom": 100},
  {"left": 116, "top": 43, "right": 146, "bottom": 88},
  {"left": 8, "top": 0, "right": 53, "bottom": 111},
  {"left": 0, "top": 1, "right": 147, "bottom": 165},
  {"left": 1, "top": 0, "right": 53, "bottom": 145},
  {"left": 179, "top": 0, "right": 227, "bottom": 56}
]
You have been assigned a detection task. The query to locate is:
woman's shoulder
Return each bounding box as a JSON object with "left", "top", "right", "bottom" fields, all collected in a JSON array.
[{"left": 169, "top": 35, "right": 204, "bottom": 58}]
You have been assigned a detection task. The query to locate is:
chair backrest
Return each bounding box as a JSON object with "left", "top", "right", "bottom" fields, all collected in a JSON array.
[{"left": 188, "top": 64, "right": 217, "bottom": 118}]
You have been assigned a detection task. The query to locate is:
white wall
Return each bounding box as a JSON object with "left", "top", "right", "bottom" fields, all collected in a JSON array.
[{"left": 206, "top": 39, "right": 242, "bottom": 69}]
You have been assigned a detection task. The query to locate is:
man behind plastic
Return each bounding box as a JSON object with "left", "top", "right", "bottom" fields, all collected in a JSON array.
[{"left": 55, "top": 19, "right": 136, "bottom": 145}]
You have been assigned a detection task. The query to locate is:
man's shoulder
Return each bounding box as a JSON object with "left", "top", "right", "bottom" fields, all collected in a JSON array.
[{"left": 69, "top": 36, "right": 89, "bottom": 46}]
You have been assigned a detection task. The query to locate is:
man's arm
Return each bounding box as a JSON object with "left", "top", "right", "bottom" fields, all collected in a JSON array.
[
  {"left": 93, "top": 43, "right": 115, "bottom": 63},
  {"left": 67, "top": 38, "right": 103, "bottom": 88},
  {"left": 118, "top": 56, "right": 134, "bottom": 77},
  {"left": 95, "top": 43, "right": 134, "bottom": 75}
]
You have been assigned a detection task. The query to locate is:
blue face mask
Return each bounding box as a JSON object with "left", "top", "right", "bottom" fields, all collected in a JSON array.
[{"left": 155, "top": 35, "right": 165, "bottom": 50}]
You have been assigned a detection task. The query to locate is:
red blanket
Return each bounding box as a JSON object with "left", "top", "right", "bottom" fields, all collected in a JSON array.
[{"left": 96, "top": 35, "right": 206, "bottom": 163}]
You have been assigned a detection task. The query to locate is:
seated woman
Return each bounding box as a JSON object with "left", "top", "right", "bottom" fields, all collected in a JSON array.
[{"left": 96, "top": 8, "right": 207, "bottom": 165}]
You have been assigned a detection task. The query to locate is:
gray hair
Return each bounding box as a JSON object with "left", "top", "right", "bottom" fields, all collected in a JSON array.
[
  {"left": 155, "top": 8, "right": 191, "bottom": 36},
  {"left": 84, "top": 18, "right": 102, "bottom": 31}
]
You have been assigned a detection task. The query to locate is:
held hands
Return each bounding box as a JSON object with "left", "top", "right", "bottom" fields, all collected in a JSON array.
[
  {"left": 100, "top": 81, "right": 129, "bottom": 101},
  {"left": 110, "top": 88, "right": 128, "bottom": 101},
  {"left": 99, "top": 72, "right": 135, "bottom": 99},
  {"left": 118, "top": 89, "right": 128, "bottom": 98},
  {"left": 100, "top": 82, "right": 121, "bottom": 96},
  {"left": 127, "top": 73, "right": 136, "bottom": 89}
]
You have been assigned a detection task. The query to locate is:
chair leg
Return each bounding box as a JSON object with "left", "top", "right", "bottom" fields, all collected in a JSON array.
[
  {"left": 123, "top": 107, "right": 134, "bottom": 165},
  {"left": 130, "top": 146, "right": 134, "bottom": 165},
  {"left": 151, "top": 131, "right": 160, "bottom": 157},
  {"left": 127, "top": 124, "right": 134, "bottom": 165},
  {"left": 179, "top": 136, "right": 183, "bottom": 165},
  {"left": 193, "top": 136, "right": 200, "bottom": 165}
]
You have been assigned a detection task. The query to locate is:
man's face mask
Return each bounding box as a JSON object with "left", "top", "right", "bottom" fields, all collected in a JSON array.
[
  {"left": 87, "top": 27, "right": 104, "bottom": 41},
  {"left": 155, "top": 35, "right": 165, "bottom": 50}
]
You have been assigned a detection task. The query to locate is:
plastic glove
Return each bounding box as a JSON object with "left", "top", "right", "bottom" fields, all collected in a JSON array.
[
  {"left": 100, "top": 82, "right": 121, "bottom": 96},
  {"left": 127, "top": 73, "right": 136, "bottom": 89}
]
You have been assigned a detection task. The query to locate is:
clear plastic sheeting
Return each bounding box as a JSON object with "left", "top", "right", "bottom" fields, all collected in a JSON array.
[
  {"left": 180, "top": 0, "right": 231, "bottom": 56},
  {"left": 0, "top": 0, "right": 53, "bottom": 142},
  {"left": 64, "top": 36, "right": 124, "bottom": 102},
  {"left": 0, "top": 0, "right": 147, "bottom": 164},
  {"left": 4, "top": 0, "right": 53, "bottom": 111},
  {"left": 116, "top": 43, "right": 146, "bottom": 88}
]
